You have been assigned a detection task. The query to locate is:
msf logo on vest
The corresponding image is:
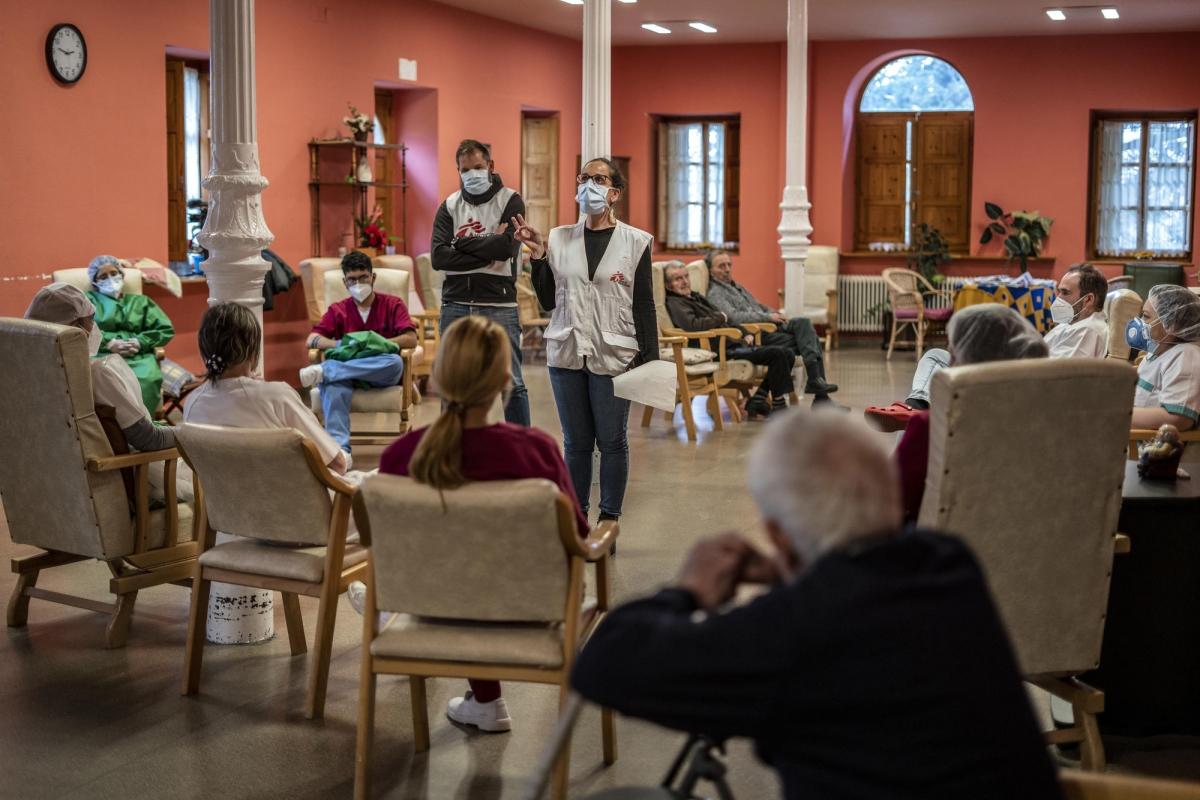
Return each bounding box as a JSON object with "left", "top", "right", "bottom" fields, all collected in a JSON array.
[
  {"left": 456, "top": 218, "right": 487, "bottom": 238},
  {"left": 609, "top": 271, "right": 630, "bottom": 287}
]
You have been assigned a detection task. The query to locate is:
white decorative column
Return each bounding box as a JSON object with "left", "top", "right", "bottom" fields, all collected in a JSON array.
[
  {"left": 778, "top": 0, "right": 813, "bottom": 314},
  {"left": 197, "top": 0, "right": 275, "bottom": 645},
  {"left": 581, "top": 0, "right": 611, "bottom": 163}
]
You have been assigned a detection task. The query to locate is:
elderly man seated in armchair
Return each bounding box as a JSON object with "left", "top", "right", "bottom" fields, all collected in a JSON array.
[{"left": 704, "top": 250, "right": 838, "bottom": 401}]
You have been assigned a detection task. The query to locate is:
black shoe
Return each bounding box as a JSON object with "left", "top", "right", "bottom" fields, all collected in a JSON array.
[
  {"left": 812, "top": 395, "right": 850, "bottom": 412},
  {"left": 904, "top": 396, "right": 930, "bottom": 410},
  {"left": 805, "top": 378, "right": 839, "bottom": 395},
  {"left": 745, "top": 396, "right": 771, "bottom": 419}
]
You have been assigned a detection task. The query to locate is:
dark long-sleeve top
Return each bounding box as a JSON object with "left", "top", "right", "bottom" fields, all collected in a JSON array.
[
  {"left": 430, "top": 173, "right": 525, "bottom": 305},
  {"left": 571, "top": 530, "right": 1061, "bottom": 800},
  {"left": 530, "top": 226, "right": 658, "bottom": 368}
]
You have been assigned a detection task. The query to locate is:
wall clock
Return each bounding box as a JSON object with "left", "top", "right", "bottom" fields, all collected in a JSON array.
[{"left": 46, "top": 23, "right": 87, "bottom": 84}]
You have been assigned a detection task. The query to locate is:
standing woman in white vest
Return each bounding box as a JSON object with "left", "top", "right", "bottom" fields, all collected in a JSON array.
[{"left": 512, "top": 157, "right": 657, "bottom": 524}]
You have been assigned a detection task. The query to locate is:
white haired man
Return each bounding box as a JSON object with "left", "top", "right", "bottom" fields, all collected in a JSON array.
[{"left": 572, "top": 411, "right": 1059, "bottom": 800}]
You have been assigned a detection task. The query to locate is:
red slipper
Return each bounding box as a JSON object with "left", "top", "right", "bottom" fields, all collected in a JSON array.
[{"left": 864, "top": 402, "right": 918, "bottom": 433}]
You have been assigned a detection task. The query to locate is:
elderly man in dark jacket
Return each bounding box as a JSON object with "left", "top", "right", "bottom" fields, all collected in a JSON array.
[
  {"left": 663, "top": 263, "right": 795, "bottom": 419},
  {"left": 572, "top": 410, "right": 1062, "bottom": 800},
  {"left": 704, "top": 250, "right": 837, "bottom": 399}
]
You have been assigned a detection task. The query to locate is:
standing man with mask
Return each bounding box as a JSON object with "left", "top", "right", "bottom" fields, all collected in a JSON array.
[{"left": 431, "top": 139, "right": 529, "bottom": 425}]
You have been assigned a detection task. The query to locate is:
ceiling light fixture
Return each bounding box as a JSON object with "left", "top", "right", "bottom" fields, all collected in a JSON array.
[
  {"left": 641, "top": 23, "right": 671, "bottom": 34},
  {"left": 1100, "top": 7, "right": 1119, "bottom": 18},
  {"left": 560, "top": 0, "right": 584, "bottom": 5},
  {"left": 688, "top": 21, "right": 718, "bottom": 33},
  {"left": 616, "top": 0, "right": 637, "bottom": 4},
  {"left": 1045, "top": 8, "right": 1066, "bottom": 20}
]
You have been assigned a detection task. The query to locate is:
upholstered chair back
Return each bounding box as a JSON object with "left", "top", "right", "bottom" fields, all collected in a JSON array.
[
  {"left": 0, "top": 318, "right": 132, "bottom": 559},
  {"left": 685, "top": 260, "right": 709, "bottom": 296},
  {"left": 298, "top": 257, "right": 344, "bottom": 323},
  {"left": 1103, "top": 288, "right": 1143, "bottom": 360},
  {"left": 803, "top": 246, "right": 839, "bottom": 309},
  {"left": 53, "top": 267, "right": 145, "bottom": 295},
  {"left": 358, "top": 475, "right": 572, "bottom": 622},
  {"left": 650, "top": 260, "right": 686, "bottom": 333},
  {"left": 175, "top": 424, "right": 334, "bottom": 546},
  {"left": 415, "top": 252, "right": 443, "bottom": 311},
  {"left": 323, "top": 267, "right": 410, "bottom": 308},
  {"left": 373, "top": 254, "right": 414, "bottom": 273},
  {"left": 918, "top": 359, "right": 1135, "bottom": 676}
]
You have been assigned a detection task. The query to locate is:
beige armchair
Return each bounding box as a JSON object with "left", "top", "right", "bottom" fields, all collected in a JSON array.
[
  {"left": 411, "top": 252, "right": 441, "bottom": 389},
  {"left": 304, "top": 267, "right": 420, "bottom": 444},
  {"left": 798, "top": 245, "right": 840, "bottom": 350},
  {"left": 0, "top": 318, "right": 196, "bottom": 648},
  {"left": 297, "top": 257, "right": 346, "bottom": 325},
  {"left": 1103, "top": 288, "right": 1142, "bottom": 361},
  {"left": 52, "top": 265, "right": 175, "bottom": 371},
  {"left": 175, "top": 423, "right": 366, "bottom": 720},
  {"left": 881, "top": 267, "right": 954, "bottom": 360},
  {"left": 918, "top": 359, "right": 1137, "bottom": 770},
  {"left": 352, "top": 475, "right": 617, "bottom": 800}
]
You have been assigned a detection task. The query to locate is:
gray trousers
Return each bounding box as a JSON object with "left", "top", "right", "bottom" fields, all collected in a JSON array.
[{"left": 907, "top": 348, "right": 950, "bottom": 405}]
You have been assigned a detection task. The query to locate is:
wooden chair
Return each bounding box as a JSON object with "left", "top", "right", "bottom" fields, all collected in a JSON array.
[
  {"left": 352, "top": 475, "right": 618, "bottom": 800},
  {"left": 517, "top": 271, "right": 551, "bottom": 362},
  {"left": 919, "top": 359, "right": 1138, "bottom": 770},
  {"left": 1128, "top": 428, "right": 1200, "bottom": 459},
  {"left": 175, "top": 423, "right": 367, "bottom": 719},
  {"left": 411, "top": 252, "right": 441, "bottom": 392},
  {"left": 0, "top": 318, "right": 196, "bottom": 648},
  {"left": 303, "top": 267, "right": 420, "bottom": 444},
  {"left": 881, "top": 267, "right": 954, "bottom": 359},
  {"left": 1061, "top": 770, "right": 1200, "bottom": 799}
]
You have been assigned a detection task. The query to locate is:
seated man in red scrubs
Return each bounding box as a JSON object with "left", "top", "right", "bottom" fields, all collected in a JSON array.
[{"left": 300, "top": 251, "right": 418, "bottom": 460}]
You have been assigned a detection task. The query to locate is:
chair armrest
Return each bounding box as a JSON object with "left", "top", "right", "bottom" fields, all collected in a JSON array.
[
  {"left": 560, "top": 520, "right": 619, "bottom": 562},
  {"left": 412, "top": 309, "right": 440, "bottom": 322},
  {"left": 744, "top": 322, "right": 778, "bottom": 334},
  {"left": 298, "top": 439, "right": 357, "bottom": 496},
  {"left": 87, "top": 448, "right": 179, "bottom": 472},
  {"left": 308, "top": 348, "right": 322, "bottom": 364},
  {"left": 155, "top": 347, "right": 166, "bottom": 361},
  {"left": 825, "top": 288, "right": 838, "bottom": 299},
  {"left": 658, "top": 335, "right": 688, "bottom": 346},
  {"left": 1114, "top": 533, "right": 1131, "bottom": 554}
]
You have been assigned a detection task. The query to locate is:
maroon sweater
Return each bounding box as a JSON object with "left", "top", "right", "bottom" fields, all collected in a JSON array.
[
  {"left": 379, "top": 422, "right": 589, "bottom": 534},
  {"left": 312, "top": 292, "right": 415, "bottom": 340},
  {"left": 895, "top": 411, "right": 931, "bottom": 523}
]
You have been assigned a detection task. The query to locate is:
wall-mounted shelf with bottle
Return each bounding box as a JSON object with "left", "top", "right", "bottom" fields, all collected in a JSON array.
[{"left": 307, "top": 139, "right": 408, "bottom": 257}]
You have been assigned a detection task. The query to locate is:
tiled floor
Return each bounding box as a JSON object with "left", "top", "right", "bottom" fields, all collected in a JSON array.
[{"left": 1, "top": 343, "right": 1197, "bottom": 798}]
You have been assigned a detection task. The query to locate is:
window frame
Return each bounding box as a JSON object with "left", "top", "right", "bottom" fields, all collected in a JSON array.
[
  {"left": 1087, "top": 109, "right": 1198, "bottom": 262},
  {"left": 654, "top": 114, "right": 740, "bottom": 253}
]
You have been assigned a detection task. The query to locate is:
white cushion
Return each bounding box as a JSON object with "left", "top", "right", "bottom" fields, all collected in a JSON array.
[{"left": 661, "top": 346, "right": 717, "bottom": 365}]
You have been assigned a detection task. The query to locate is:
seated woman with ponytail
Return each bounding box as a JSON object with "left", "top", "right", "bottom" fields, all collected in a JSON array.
[
  {"left": 183, "top": 302, "right": 349, "bottom": 475},
  {"left": 362, "top": 314, "right": 587, "bottom": 734}
]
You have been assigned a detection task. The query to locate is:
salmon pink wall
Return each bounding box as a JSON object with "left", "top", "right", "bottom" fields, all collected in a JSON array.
[
  {"left": 612, "top": 43, "right": 787, "bottom": 303},
  {"left": 0, "top": 0, "right": 581, "bottom": 381}
]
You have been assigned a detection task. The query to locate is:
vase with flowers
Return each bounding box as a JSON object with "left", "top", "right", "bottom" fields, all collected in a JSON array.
[
  {"left": 354, "top": 206, "right": 399, "bottom": 257},
  {"left": 343, "top": 103, "right": 372, "bottom": 142}
]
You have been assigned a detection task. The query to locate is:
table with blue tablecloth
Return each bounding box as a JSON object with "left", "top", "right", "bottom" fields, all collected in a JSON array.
[{"left": 953, "top": 275, "right": 1058, "bottom": 333}]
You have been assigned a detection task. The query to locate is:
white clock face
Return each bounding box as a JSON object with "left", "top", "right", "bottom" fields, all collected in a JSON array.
[{"left": 51, "top": 26, "right": 85, "bottom": 82}]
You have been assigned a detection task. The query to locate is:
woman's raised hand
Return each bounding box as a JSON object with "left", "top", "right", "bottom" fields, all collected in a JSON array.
[{"left": 511, "top": 214, "right": 546, "bottom": 259}]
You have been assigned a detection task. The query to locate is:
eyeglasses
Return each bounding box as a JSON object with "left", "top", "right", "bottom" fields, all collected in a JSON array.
[
  {"left": 344, "top": 275, "right": 373, "bottom": 286},
  {"left": 577, "top": 173, "right": 613, "bottom": 187}
]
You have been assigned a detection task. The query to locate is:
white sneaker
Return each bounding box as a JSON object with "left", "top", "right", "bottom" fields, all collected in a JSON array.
[
  {"left": 447, "top": 691, "right": 512, "bottom": 732},
  {"left": 299, "top": 363, "right": 323, "bottom": 388},
  {"left": 342, "top": 450, "right": 353, "bottom": 471},
  {"left": 346, "top": 581, "right": 397, "bottom": 630}
]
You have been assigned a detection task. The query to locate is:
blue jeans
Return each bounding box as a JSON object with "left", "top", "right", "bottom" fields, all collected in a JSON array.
[
  {"left": 440, "top": 302, "right": 530, "bottom": 426},
  {"left": 319, "top": 353, "right": 405, "bottom": 451},
  {"left": 907, "top": 348, "right": 950, "bottom": 406},
  {"left": 548, "top": 366, "right": 630, "bottom": 518}
]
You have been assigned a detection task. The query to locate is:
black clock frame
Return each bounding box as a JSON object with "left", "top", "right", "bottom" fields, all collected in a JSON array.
[{"left": 45, "top": 23, "right": 87, "bottom": 85}]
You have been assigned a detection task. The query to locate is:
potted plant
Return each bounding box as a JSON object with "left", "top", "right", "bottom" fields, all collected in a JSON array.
[
  {"left": 343, "top": 103, "right": 372, "bottom": 142},
  {"left": 354, "top": 206, "right": 399, "bottom": 257},
  {"left": 979, "top": 202, "right": 1053, "bottom": 273},
  {"left": 906, "top": 223, "right": 951, "bottom": 285}
]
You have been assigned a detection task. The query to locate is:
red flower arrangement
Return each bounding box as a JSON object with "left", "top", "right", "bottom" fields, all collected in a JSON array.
[{"left": 354, "top": 206, "right": 398, "bottom": 249}]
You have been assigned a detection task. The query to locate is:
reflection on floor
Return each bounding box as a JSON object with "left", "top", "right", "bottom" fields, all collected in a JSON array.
[{"left": 1, "top": 343, "right": 1197, "bottom": 798}]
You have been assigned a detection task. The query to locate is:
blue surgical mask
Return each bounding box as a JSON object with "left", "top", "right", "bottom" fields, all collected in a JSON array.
[
  {"left": 576, "top": 180, "right": 610, "bottom": 215},
  {"left": 96, "top": 276, "right": 124, "bottom": 298},
  {"left": 1126, "top": 317, "right": 1156, "bottom": 353},
  {"left": 461, "top": 169, "right": 491, "bottom": 195}
]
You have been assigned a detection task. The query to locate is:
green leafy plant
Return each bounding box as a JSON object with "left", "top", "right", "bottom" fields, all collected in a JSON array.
[
  {"left": 906, "top": 223, "right": 951, "bottom": 284},
  {"left": 979, "top": 202, "right": 1053, "bottom": 273}
]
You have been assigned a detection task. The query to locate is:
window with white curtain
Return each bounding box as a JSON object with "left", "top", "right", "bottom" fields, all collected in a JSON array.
[
  {"left": 183, "top": 66, "right": 202, "bottom": 202},
  {"left": 656, "top": 118, "right": 738, "bottom": 250},
  {"left": 1092, "top": 115, "right": 1196, "bottom": 259}
]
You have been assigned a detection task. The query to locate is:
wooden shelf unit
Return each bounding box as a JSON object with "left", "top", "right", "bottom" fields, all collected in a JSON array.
[{"left": 308, "top": 139, "right": 408, "bottom": 257}]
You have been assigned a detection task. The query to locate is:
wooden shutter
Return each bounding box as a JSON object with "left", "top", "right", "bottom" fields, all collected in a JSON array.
[
  {"left": 165, "top": 60, "right": 186, "bottom": 262},
  {"left": 723, "top": 119, "right": 740, "bottom": 246},
  {"left": 855, "top": 114, "right": 909, "bottom": 250},
  {"left": 915, "top": 112, "right": 972, "bottom": 251},
  {"left": 521, "top": 115, "right": 559, "bottom": 236},
  {"left": 655, "top": 121, "right": 669, "bottom": 241}
]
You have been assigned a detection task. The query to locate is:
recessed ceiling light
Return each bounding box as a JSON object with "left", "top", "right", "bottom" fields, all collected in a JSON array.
[
  {"left": 616, "top": 0, "right": 637, "bottom": 4},
  {"left": 1045, "top": 8, "right": 1066, "bottom": 20},
  {"left": 560, "top": 0, "right": 583, "bottom": 5},
  {"left": 688, "top": 21, "right": 718, "bottom": 33},
  {"left": 641, "top": 23, "right": 671, "bottom": 34},
  {"left": 1101, "top": 7, "right": 1119, "bottom": 19}
]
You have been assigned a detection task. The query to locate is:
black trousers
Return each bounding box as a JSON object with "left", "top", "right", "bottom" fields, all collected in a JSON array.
[
  {"left": 727, "top": 344, "right": 795, "bottom": 397},
  {"left": 762, "top": 317, "right": 823, "bottom": 369}
]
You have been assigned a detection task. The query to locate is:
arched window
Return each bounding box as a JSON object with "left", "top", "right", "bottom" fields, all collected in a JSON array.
[{"left": 855, "top": 56, "right": 974, "bottom": 252}]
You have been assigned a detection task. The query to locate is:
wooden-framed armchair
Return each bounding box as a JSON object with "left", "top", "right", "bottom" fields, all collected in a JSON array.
[
  {"left": 517, "top": 271, "right": 551, "bottom": 362},
  {"left": 175, "top": 423, "right": 367, "bottom": 720},
  {"left": 0, "top": 318, "right": 196, "bottom": 648},
  {"left": 881, "top": 267, "right": 954, "bottom": 359},
  {"left": 352, "top": 475, "right": 618, "bottom": 800},
  {"left": 919, "top": 359, "right": 1137, "bottom": 770}
]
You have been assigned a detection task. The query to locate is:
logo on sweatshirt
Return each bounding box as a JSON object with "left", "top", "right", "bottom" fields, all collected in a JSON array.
[
  {"left": 609, "top": 271, "right": 630, "bottom": 287},
  {"left": 456, "top": 218, "right": 487, "bottom": 237}
]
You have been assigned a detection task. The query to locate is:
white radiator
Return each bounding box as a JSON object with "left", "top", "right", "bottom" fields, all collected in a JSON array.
[{"left": 836, "top": 275, "right": 963, "bottom": 332}]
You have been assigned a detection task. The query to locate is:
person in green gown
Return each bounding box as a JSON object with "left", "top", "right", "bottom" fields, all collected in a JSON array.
[{"left": 86, "top": 255, "right": 176, "bottom": 415}]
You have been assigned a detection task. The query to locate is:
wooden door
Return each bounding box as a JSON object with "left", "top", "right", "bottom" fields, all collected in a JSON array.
[
  {"left": 374, "top": 90, "right": 397, "bottom": 250},
  {"left": 522, "top": 115, "right": 559, "bottom": 234},
  {"left": 165, "top": 60, "right": 186, "bottom": 262},
  {"left": 915, "top": 113, "right": 972, "bottom": 251},
  {"left": 855, "top": 114, "right": 909, "bottom": 250}
]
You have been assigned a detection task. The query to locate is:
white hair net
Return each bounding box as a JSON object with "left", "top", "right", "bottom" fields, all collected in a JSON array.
[
  {"left": 87, "top": 254, "right": 123, "bottom": 284},
  {"left": 948, "top": 304, "right": 1049, "bottom": 365},
  {"left": 24, "top": 283, "right": 95, "bottom": 326},
  {"left": 1148, "top": 285, "right": 1200, "bottom": 344}
]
